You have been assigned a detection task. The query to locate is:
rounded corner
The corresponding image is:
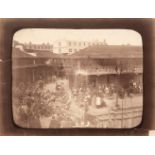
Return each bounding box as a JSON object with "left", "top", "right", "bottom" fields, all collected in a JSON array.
[
  {"left": 13, "top": 28, "right": 30, "bottom": 40},
  {"left": 127, "top": 29, "right": 143, "bottom": 41}
]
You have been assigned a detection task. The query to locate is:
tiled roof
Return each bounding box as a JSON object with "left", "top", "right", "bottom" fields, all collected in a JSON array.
[
  {"left": 12, "top": 48, "right": 59, "bottom": 58},
  {"left": 34, "top": 50, "right": 60, "bottom": 58},
  {"left": 69, "top": 45, "right": 143, "bottom": 58},
  {"left": 12, "top": 47, "right": 34, "bottom": 58}
]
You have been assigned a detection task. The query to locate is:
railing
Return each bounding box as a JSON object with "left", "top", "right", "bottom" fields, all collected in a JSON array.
[
  {"left": 95, "top": 106, "right": 142, "bottom": 128},
  {"left": 78, "top": 68, "right": 143, "bottom": 75}
]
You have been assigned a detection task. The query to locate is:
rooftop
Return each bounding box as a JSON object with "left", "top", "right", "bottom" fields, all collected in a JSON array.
[
  {"left": 69, "top": 45, "right": 143, "bottom": 59},
  {"left": 12, "top": 44, "right": 143, "bottom": 59},
  {"left": 13, "top": 47, "right": 59, "bottom": 58}
]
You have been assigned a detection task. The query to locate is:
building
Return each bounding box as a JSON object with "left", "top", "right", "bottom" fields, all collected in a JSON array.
[
  {"left": 12, "top": 47, "right": 61, "bottom": 83},
  {"left": 13, "top": 41, "right": 53, "bottom": 52},
  {"left": 52, "top": 39, "right": 107, "bottom": 54},
  {"left": 24, "top": 42, "right": 53, "bottom": 52},
  {"left": 13, "top": 39, "right": 108, "bottom": 55}
]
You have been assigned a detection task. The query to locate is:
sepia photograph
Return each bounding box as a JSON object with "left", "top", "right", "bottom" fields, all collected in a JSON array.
[{"left": 12, "top": 29, "right": 143, "bottom": 129}]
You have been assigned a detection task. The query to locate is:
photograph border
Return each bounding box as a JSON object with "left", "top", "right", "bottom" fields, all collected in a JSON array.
[{"left": 0, "top": 18, "right": 155, "bottom": 135}]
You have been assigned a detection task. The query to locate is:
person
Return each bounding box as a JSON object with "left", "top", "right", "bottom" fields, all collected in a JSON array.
[
  {"left": 104, "top": 86, "right": 110, "bottom": 96},
  {"left": 96, "top": 95, "right": 102, "bottom": 106},
  {"left": 118, "top": 87, "right": 125, "bottom": 99}
]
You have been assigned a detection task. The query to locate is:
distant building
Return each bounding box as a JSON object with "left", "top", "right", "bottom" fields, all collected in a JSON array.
[
  {"left": 24, "top": 42, "right": 53, "bottom": 51},
  {"left": 12, "top": 41, "right": 53, "bottom": 52},
  {"left": 52, "top": 39, "right": 107, "bottom": 54},
  {"left": 13, "top": 39, "right": 108, "bottom": 54}
]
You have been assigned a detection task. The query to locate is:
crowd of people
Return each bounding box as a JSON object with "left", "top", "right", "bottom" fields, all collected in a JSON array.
[{"left": 12, "top": 74, "right": 143, "bottom": 128}]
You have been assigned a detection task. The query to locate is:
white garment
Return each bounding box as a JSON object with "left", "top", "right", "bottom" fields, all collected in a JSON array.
[
  {"left": 105, "top": 87, "right": 109, "bottom": 94},
  {"left": 96, "top": 96, "right": 101, "bottom": 105}
]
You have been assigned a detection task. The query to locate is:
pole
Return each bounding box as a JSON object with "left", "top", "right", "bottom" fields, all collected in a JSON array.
[
  {"left": 121, "top": 98, "right": 123, "bottom": 128},
  {"left": 120, "top": 66, "right": 124, "bottom": 128}
]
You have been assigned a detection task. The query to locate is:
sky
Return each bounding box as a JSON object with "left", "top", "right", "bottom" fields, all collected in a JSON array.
[{"left": 13, "top": 29, "right": 142, "bottom": 46}]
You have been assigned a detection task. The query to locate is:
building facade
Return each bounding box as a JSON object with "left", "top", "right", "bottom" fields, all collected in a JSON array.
[
  {"left": 13, "top": 41, "right": 53, "bottom": 52},
  {"left": 24, "top": 42, "right": 53, "bottom": 51},
  {"left": 13, "top": 40, "right": 108, "bottom": 54},
  {"left": 52, "top": 39, "right": 107, "bottom": 54}
]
